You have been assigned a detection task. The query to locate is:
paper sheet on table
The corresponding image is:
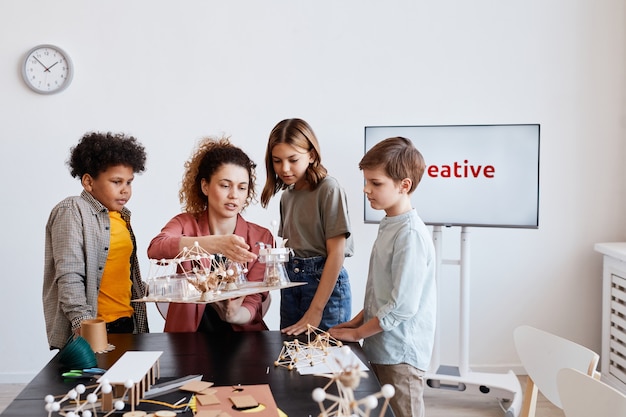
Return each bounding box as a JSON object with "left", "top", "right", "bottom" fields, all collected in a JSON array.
[{"left": 295, "top": 346, "right": 369, "bottom": 375}]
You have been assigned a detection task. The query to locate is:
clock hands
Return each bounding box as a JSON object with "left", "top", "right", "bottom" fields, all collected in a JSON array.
[
  {"left": 32, "top": 56, "right": 60, "bottom": 73},
  {"left": 24, "top": 45, "right": 72, "bottom": 93},
  {"left": 33, "top": 56, "right": 50, "bottom": 71}
]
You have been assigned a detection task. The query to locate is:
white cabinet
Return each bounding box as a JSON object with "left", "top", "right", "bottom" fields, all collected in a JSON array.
[{"left": 595, "top": 242, "right": 626, "bottom": 394}]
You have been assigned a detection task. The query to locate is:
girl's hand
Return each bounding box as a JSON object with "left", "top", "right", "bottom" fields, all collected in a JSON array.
[{"left": 280, "top": 309, "right": 323, "bottom": 336}]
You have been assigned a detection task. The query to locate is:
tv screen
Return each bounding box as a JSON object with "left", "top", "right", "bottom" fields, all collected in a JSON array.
[{"left": 364, "top": 124, "right": 540, "bottom": 228}]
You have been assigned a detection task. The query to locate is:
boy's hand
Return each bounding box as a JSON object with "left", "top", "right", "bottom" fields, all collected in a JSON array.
[
  {"left": 328, "top": 327, "right": 360, "bottom": 342},
  {"left": 331, "top": 318, "right": 358, "bottom": 330}
]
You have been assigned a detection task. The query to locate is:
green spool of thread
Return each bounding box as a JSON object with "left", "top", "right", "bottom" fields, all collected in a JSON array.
[{"left": 58, "top": 336, "right": 97, "bottom": 370}]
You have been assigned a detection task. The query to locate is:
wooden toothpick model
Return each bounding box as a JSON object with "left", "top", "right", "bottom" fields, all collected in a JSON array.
[
  {"left": 274, "top": 325, "right": 343, "bottom": 370},
  {"left": 312, "top": 346, "right": 395, "bottom": 417},
  {"left": 44, "top": 352, "right": 161, "bottom": 417},
  {"left": 146, "top": 241, "right": 248, "bottom": 302}
]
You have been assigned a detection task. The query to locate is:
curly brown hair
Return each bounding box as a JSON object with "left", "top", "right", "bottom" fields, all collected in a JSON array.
[{"left": 179, "top": 136, "right": 257, "bottom": 217}]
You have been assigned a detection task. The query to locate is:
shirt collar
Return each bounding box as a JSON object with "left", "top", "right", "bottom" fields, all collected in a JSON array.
[{"left": 80, "top": 189, "right": 132, "bottom": 219}]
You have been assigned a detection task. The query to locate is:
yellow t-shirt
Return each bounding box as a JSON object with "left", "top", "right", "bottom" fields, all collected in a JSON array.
[{"left": 97, "top": 211, "right": 134, "bottom": 323}]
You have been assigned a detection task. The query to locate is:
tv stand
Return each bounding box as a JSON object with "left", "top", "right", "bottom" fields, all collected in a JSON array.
[{"left": 425, "top": 226, "right": 522, "bottom": 417}]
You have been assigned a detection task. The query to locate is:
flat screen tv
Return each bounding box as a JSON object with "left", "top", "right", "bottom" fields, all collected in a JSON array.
[{"left": 364, "top": 124, "right": 540, "bottom": 228}]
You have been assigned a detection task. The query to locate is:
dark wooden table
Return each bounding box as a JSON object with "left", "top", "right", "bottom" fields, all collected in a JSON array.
[{"left": 1, "top": 331, "right": 394, "bottom": 416}]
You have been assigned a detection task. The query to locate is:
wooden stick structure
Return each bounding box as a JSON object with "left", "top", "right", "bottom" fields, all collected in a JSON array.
[
  {"left": 274, "top": 325, "right": 343, "bottom": 370},
  {"left": 141, "top": 236, "right": 303, "bottom": 305},
  {"left": 311, "top": 346, "right": 395, "bottom": 417},
  {"left": 145, "top": 241, "right": 248, "bottom": 302},
  {"left": 44, "top": 351, "right": 162, "bottom": 417}
]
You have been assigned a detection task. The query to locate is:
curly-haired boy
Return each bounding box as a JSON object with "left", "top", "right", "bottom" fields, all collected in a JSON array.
[{"left": 42, "top": 132, "right": 149, "bottom": 350}]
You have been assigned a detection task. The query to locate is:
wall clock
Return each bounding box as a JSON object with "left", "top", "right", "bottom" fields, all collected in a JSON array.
[{"left": 22, "top": 44, "right": 73, "bottom": 94}]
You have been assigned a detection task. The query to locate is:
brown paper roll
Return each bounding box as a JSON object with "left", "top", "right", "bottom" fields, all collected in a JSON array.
[{"left": 81, "top": 319, "right": 108, "bottom": 352}]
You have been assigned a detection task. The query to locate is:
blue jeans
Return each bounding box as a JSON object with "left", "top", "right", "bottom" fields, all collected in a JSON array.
[{"left": 280, "top": 256, "right": 351, "bottom": 331}]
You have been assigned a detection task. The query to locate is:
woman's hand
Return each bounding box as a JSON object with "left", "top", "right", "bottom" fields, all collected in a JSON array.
[
  {"left": 189, "top": 235, "right": 257, "bottom": 263},
  {"left": 211, "top": 296, "right": 250, "bottom": 324}
]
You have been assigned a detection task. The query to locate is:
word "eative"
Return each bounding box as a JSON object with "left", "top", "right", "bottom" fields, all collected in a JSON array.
[{"left": 427, "top": 160, "right": 495, "bottom": 178}]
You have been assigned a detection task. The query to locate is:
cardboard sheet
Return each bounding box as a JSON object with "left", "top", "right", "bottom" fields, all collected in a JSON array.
[{"left": 195, "top": 384, "right": 279, "bottom": 416}]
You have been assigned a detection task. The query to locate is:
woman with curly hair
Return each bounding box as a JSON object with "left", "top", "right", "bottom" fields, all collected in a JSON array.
[
  {"left": 42, "top": 132, "right": 149, "bottom": 350},
  {"left": 148, "top": 136, "right": 273, "bottom": 332}
]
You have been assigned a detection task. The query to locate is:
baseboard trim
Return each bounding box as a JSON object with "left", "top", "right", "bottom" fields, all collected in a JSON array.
[{"left": 0, "top": 373, "right": 35, "bottom": 384}]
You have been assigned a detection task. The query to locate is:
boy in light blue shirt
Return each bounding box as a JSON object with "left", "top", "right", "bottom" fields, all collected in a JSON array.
[{"left": 329, "top": 137, "right": 436, "bottom": 417}]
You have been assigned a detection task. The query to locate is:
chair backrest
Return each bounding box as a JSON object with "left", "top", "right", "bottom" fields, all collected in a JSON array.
[
  {"left": 514, "top": 325, "right": 599, "bottom": 411},
  {"left": 558, "top": 368, "right": 626, "bottom": 417},
  {"left": 156, "top": 302, "right": 169, "bottom": 319}
]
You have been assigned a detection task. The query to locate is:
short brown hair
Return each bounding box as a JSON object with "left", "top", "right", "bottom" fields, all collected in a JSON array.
[{"left": 359, "top": 137, "right": 425, "bottom": 194}]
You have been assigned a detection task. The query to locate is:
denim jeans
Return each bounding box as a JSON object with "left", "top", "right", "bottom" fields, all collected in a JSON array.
[{"left": 280, "top": 255, "right": 351, "bottom": 330}]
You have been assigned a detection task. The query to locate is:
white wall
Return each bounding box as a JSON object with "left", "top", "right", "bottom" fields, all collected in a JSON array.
[{"left": 0, "top": 0, "right": 624, "bottom": 382}]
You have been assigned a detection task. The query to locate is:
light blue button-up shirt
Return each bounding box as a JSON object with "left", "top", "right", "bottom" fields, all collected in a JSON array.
[{"left": 363, "top": 209, "right": 437, "bottom": 371}]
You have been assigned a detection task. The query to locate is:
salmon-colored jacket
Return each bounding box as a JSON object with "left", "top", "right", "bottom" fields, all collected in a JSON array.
[{"left": 147, "top": 212, "right": 273, "bottom": 332}]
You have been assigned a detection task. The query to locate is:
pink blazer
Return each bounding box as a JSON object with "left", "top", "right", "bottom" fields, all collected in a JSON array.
[{"left": 147, "top": 212, "right": 273, "bottom": 332}]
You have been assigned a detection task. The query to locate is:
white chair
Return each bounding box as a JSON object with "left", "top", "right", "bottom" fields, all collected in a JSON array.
[
  {"left": 557, "top": 367, "right": 626, "bottom": 417},
  {"left": 156, "top": 302, "right": 170, "bottom": 319},
  {"left": 513, "top": 325, "right": 600, "bottom": 417}
]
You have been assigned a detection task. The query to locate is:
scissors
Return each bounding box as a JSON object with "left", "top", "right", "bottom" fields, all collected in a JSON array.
[{"left": 62, "top": 367, "right": 107, "bottom": 379}]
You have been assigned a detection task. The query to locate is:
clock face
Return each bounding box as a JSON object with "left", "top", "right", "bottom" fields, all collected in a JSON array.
[{"left": 22, "top": 44, "right": 73, "bottom": 94}]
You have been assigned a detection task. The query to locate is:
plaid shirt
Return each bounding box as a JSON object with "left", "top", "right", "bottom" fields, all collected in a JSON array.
[{"left": 42, "top": 190, "right": 148, "bottom": 349}]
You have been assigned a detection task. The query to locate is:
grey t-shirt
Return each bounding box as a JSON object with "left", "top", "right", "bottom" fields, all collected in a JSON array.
[{"left": 278, "top": 176, "right": 354, "bottom": 258}]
